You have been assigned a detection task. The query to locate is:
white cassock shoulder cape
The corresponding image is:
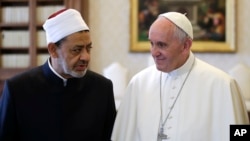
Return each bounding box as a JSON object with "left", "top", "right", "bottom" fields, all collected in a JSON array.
[{"left": 112, "top": 53, "right": 249, "bottom": 141}]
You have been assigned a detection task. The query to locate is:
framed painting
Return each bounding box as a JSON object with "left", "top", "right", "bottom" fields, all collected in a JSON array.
[{"left": 130, "top": 0, "right": 236, "bottom": 53}]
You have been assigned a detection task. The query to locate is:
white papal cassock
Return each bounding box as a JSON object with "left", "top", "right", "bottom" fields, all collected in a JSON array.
[{"left": 111, "top": 52, "right": 249, "bottom": 141}]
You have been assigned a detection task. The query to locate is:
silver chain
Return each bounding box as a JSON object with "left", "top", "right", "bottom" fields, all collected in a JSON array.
[{"left": 159, "top": 58, "right": 195, "bottom": 130}]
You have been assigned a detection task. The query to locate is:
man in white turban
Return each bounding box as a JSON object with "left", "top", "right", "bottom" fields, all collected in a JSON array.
[
  {"left": 111, "top": 12, "right": 249, "bottom": 141},
  {"left": 0, "top": 9, "right": 116, "bottom": 141}
]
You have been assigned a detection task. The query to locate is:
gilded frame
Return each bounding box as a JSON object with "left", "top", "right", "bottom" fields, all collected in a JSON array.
[{"left": 130, "top": 0, "right": 236, "bottom": 53}]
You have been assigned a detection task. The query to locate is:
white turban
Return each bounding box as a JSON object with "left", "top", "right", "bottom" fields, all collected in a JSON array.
[
  {"left": 159, "top": 12, "right": 193, "bottom": 39},
  {"left": 43, "top": 8, "right": 89, "bottom": 45}
]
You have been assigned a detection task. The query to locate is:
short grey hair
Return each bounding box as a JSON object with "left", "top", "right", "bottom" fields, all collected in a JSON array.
[{"left": 172, "top": 24, "right": 191, "bottom": 43}]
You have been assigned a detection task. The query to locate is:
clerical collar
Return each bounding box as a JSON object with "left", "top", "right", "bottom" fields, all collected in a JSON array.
[
  {"left": 47, "top": 59, "right": 67, "bottom": 86},
  {"left": 162, "top": 52, "right": 195, "bottom": 78}
]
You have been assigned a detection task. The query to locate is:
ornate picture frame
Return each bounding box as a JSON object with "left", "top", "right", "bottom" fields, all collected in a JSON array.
[{"left": 130, "top": 0, "right": 236, "bottom": 53}]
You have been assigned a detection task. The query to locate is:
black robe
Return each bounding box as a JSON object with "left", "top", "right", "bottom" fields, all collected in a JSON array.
[{"left": 0, "top": 61, "right": 116, "bottom": 141}]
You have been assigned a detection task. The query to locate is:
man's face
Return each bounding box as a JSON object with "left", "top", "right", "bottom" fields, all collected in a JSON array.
[
  {"left": 148, "top": 18, "right": 188, "bottom": 73},
  {"left": 54, "top": 31, "right": 92, "bottom": 78}
]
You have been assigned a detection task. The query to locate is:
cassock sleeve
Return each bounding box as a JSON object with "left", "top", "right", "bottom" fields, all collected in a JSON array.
[
  {"left": 230, "top": 79, "right": 249, "bottom": 123},
  {"left": 111, "top": 81, "right": 138, "bottom": 141},
  {"left": 103, "top": 79, "right": 117, "bottom": 141},
  {"left": 0, "top": 81, "right": 18, "bottom": 141}
]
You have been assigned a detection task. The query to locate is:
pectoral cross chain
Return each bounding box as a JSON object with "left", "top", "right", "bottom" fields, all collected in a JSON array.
[{"left": 158, "top": 126, "right": 168, "bottom": 140}]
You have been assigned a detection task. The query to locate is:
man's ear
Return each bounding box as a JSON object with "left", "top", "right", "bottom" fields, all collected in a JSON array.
[
  {"left": 47, "top": 43, "right": 58, "bottom": 58},
  {"left": 183, "top": 38, "right": 192, "bottom": 51}
]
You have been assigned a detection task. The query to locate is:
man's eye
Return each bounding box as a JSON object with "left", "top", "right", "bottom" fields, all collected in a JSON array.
[
  {"left": 86, "top": 46, "right": 92, "bottom": 52},
  {"left": 157, "top": 43, "right": 164, "bottom": 48},
  {"left": 72, "top": 48, "right": 81, "bottom": 53},
  {"left": 156, "top": 42, "right": 167, "bottom": 49}
]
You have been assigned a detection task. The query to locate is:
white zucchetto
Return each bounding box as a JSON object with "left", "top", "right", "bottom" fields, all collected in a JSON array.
[{"left": 159, "top": 12, "right": 193, "bottom": 39}]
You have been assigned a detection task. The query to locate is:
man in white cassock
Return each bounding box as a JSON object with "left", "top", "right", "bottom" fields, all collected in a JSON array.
[{"left": 111, "top": 12, "right": 249, "bottom": 141}]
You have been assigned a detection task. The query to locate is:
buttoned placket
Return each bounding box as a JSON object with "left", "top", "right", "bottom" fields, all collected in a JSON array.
[{"left": 162, "top": 74, "right": 182, "bottom": 140}]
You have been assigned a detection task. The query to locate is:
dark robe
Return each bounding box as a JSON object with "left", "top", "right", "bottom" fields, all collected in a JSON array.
[{"left": 0, "top": 61, "right": 116, "bottom": 141}]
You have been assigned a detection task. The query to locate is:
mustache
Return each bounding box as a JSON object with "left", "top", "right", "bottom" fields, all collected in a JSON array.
[{"left": 76, "top": 60, "right": 88, "bottom": 66}]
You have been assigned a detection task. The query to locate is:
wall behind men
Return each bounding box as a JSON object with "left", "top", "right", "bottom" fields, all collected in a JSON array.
[{"left": 88, "top": 0, "right": 250, "bottom": 84}]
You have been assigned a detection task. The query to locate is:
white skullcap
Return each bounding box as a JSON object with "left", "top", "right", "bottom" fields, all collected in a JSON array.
[
  {"left": 43, "top": 8, "right": 89, "bottom": 45},
  {"left": 159, "top": 12, "right": 193, "bottom": 39}
]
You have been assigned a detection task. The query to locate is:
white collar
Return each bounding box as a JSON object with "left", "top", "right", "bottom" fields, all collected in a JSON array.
[{"left": 162, "top": 52, "right": 195, "bottom": 78}]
